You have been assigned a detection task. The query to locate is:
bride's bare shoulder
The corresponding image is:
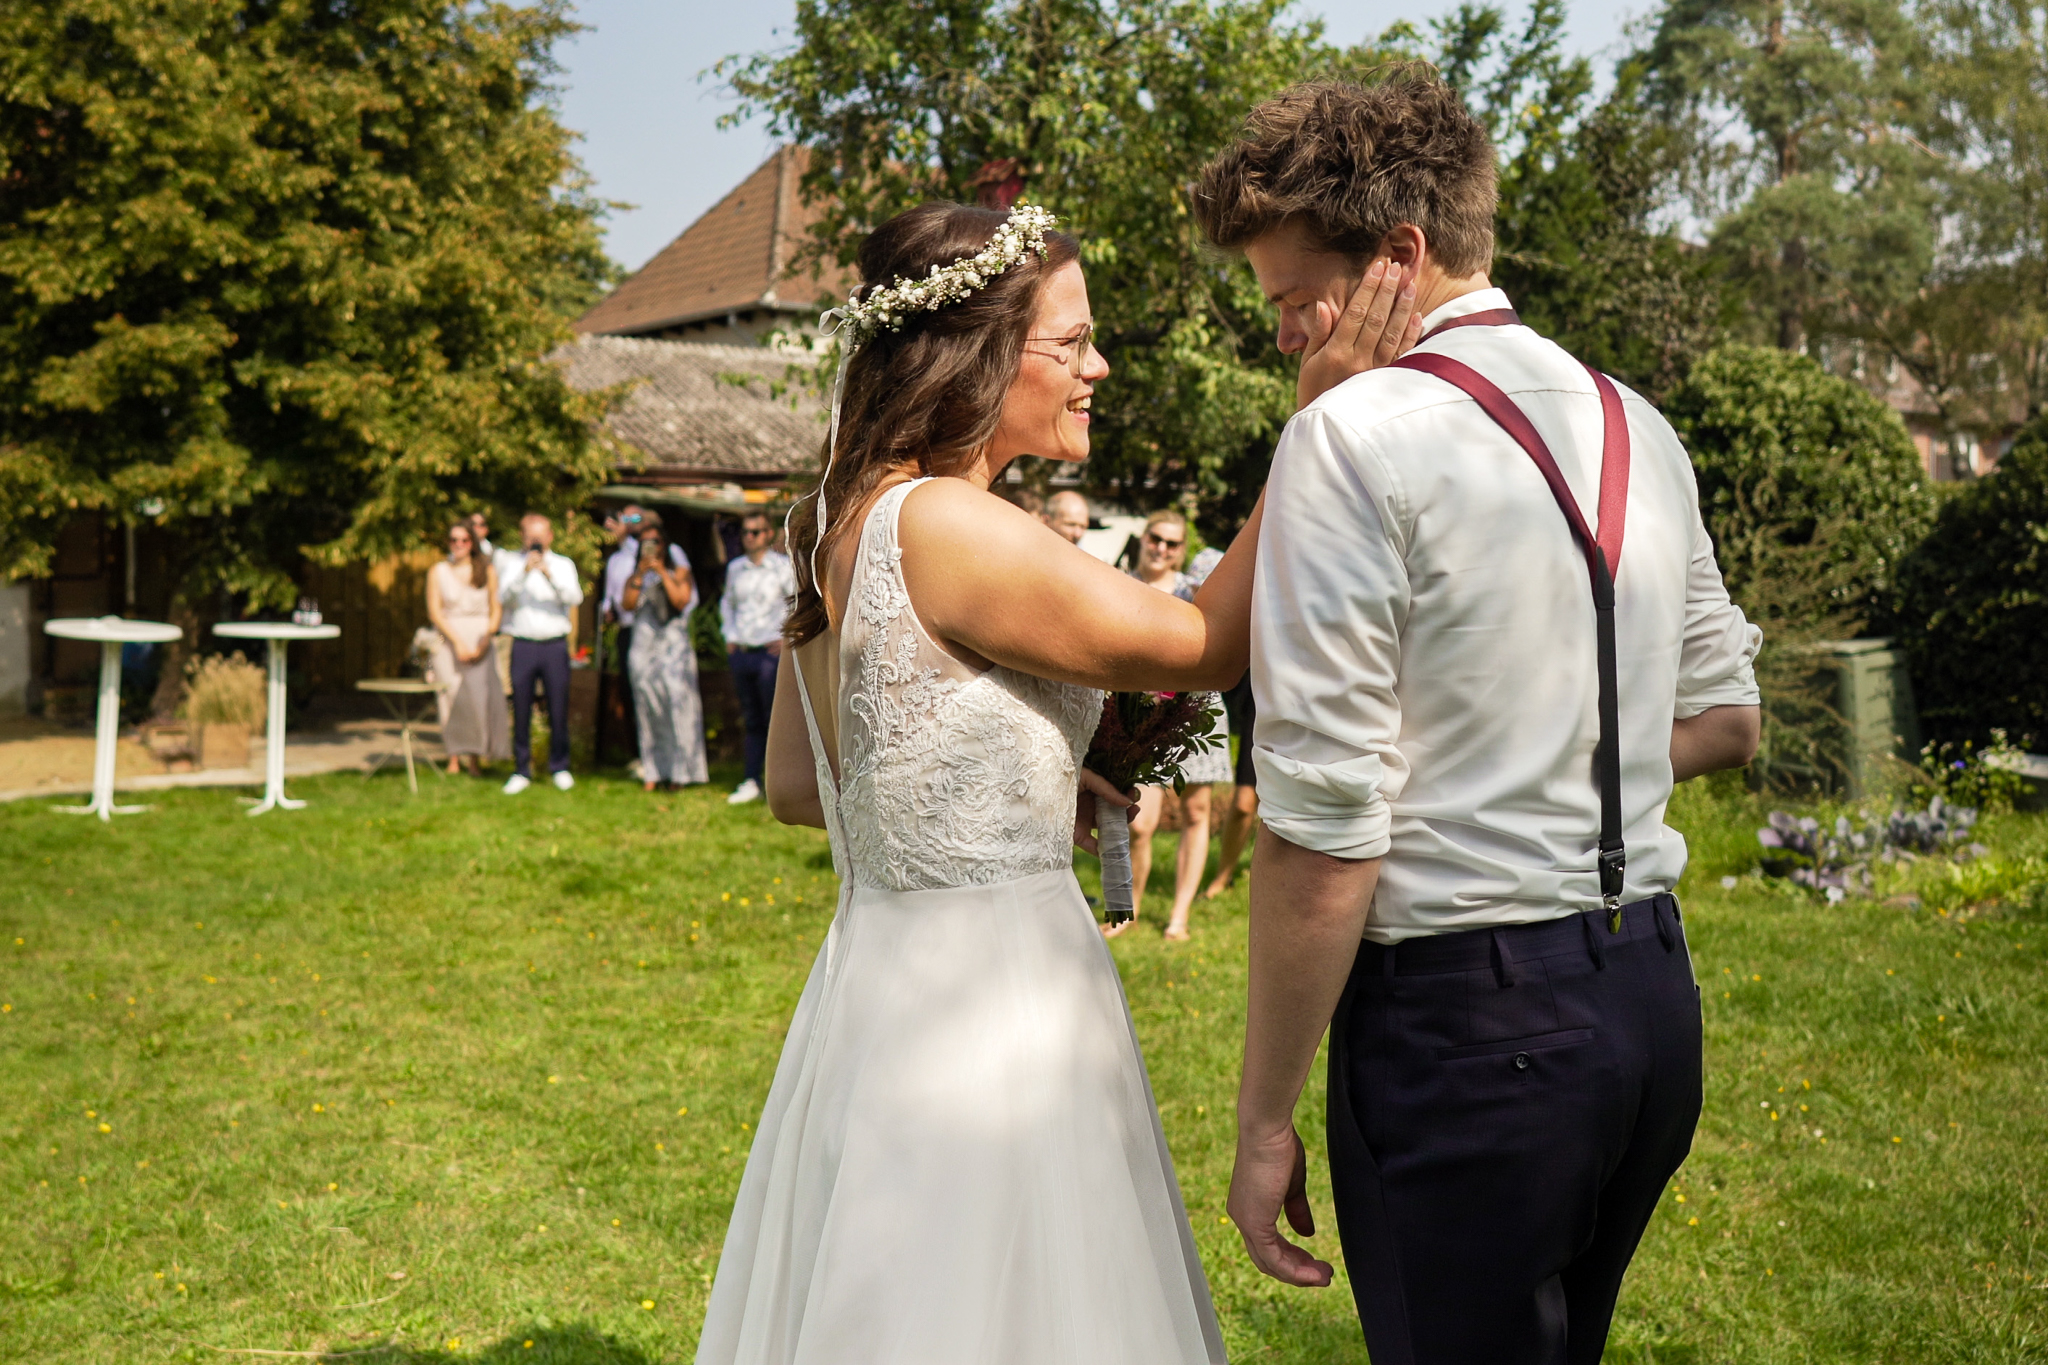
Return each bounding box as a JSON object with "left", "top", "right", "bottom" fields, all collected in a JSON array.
[{"left": 898, "top": 476, "right": 1051, "bottom": 554}]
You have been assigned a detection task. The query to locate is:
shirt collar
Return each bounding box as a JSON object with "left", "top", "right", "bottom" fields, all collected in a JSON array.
[{"left": 1417, "top": 286, "right": 1514, "bottom": 337}]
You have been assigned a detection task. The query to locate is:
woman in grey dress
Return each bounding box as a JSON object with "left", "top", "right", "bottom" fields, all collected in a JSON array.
[{"left": 620, "top": 526, "right": 708, "bottom": 789}]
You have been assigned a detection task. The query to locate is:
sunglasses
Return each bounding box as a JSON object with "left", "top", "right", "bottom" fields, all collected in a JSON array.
[
  {"left": 742, "top": 525, "right": 772, "bottom": 537},
  {"left": 1144, "top": 532, "right": 1184, "bottom": 549},
  {"left": 1027, "top": 321, "right": 1096, "bottom": 377}
]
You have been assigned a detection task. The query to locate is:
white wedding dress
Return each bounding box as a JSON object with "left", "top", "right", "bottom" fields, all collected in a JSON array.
[{"left": 695, "top": 480, "right": 1227, "bottom": 1365}]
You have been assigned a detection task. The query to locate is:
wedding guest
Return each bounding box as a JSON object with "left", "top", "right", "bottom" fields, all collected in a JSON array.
[
  {"left": 1006, "top": 485, "right": 1045, "bottom": 518},
  {"left": 1114, "top": 507, "right": 1232, "bottom": 940},
  {"left": 1199, "top": 73, "right": 1762, "bottom": 1363},
  {"left": 599, "top": 505, "right": 643, "bottom": 630},
  {"left": 1202, "top": 671, "right": 1259, "bottom": 898},
  {"left": 425, "top": 522, "right": 509, "bottom": 774},
  {"left": 499, "top": 513, "right": 585, "bottom": 795},
  {"left": 620, "top": 523, "right": 707, "bottom": 789},
  {"left": 470, "top": 510, "right": 516, "bottom": 697},
  {"left": 601, "top": 505, "right": 689, "bottom": 628},
  {"left": 1045, "top": 489, "right": 1091, "bottom": 545},
  {"left": 719, "top": 509, "right": 795, "bottom": 806}
]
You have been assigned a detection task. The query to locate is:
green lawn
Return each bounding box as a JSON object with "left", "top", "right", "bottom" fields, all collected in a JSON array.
[{"left": 1, "top": 768, "right": 2043, "bottom": 1362}]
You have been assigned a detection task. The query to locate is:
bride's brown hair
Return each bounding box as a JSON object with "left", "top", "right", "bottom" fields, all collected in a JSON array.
[{"left": 785, "top": 201, "right": 1080, "bottom": 647}]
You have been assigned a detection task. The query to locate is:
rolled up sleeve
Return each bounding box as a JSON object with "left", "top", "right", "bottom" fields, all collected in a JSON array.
[
  {"left": 1251, "top": 408, "right": 1408, "bottom": 861},
  {"left": 1675, "top": 513, "right": 1762, "bottom": 718}
]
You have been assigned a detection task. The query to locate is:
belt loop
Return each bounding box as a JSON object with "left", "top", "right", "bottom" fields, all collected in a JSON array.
[
  {"left": 1580, "top": 910, "right": 1605, "bottom": 970},
  {"left": 1654, "top": 896, "right": 1677, "bottom": 953},
  {"left": 1381, "top": 941, "right": 1398, "bottom": 978},
  {"left": 1490, "top": 929, "right": 1516, "bottom": 988}
]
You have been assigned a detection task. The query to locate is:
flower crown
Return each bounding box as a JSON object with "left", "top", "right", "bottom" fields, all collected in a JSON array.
[{"left": 821, "top": 202, "right": 1059, "bottom": 348}]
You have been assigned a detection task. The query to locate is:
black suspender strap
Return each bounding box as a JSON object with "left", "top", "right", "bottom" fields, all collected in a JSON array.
[{"left": 1392, "top": 338, "right": 1633, "bottom": 928}]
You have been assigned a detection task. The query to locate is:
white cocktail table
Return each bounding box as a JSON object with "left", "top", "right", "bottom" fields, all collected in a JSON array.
[
  {"left": 213, "top": 621, "right": 342, "bottom": 814},
  {"left": 42, "top": 616, "right": 185, "bottom": 820}
]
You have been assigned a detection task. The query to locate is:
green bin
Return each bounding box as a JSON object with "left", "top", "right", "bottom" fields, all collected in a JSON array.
[{"left": 1812, "top": 638, "right": 1919, "bottom": 796}]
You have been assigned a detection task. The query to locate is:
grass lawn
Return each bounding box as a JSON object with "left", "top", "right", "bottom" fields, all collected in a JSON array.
[{"left": 2, "top": 766, "right": 2044, "bottom": 1362}]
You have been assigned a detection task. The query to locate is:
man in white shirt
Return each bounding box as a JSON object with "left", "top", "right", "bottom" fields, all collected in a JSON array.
[
  {"left": 1195, "top": 74, "right": 1762, "bottom": 1363},
  {"left": 499, "top": 513, "right": 585, "bottom": 794},
  {"left": 719, "top": 509, "right": 796, "bottom": 805}
]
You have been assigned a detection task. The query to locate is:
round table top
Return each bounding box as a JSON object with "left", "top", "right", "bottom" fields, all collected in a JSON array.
[
  {"left": 355, "top": 678, "right": 438, "bottom": 694},
  {"left": 214, "top": 621, "right": 342, "bottom": 641},
  {"left": 45, "top": 615, "right": 184, "bottom": 644}
]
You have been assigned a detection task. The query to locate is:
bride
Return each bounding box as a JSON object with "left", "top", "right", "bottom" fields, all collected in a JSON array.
[
  {"left": 688, "top": 199, "right": 1249, "bottom": 1365},
  {"left": 695, "top": 197, "right": 1411, "bottom": 1363}
]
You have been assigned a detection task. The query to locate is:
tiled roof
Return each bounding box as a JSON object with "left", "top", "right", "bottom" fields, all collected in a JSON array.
[
  {"left": 573, "top": 146, "right": 854, "bottom": 337},
  {"left": 554, "top": 336, "right": 825, "bottom": 481}
]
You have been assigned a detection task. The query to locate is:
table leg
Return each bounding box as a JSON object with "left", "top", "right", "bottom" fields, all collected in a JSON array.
[
  {"left": 55, "top": 642, "right": 135, "bottom": 819},
  {"left": 402, "top": 722, "right": 417, "bottom": 795},
  {"left": 247, "top": 640, "right": 305, "bottom": 814}
]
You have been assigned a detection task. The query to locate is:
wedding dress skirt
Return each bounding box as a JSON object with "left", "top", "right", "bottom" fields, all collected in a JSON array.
[
  {"left": 696, "top": 868, "right": 1225, "bottom": 1364},
  {"left": 696, "top": 480, "right": 1225, "bottom": 1364}
]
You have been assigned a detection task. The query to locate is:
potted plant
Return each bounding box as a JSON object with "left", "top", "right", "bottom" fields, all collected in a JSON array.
[{"left": 183, "top": 653, "right": 266, "bottom": 769}]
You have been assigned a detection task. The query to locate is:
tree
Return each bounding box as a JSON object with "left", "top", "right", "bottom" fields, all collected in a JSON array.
[
  {"left": 1643, "top": 0, "right": 1937, "bottom": 353},
  {"left": 718, "top": 0, "right": 1326, "bottom": 536},
  {"left": 0, "top": 0, "right": 618, "bottom": 610},
  {"left": 1883, "top": 0, "right": 2048, "bottom": 428},
  {"left": 1893, "top": 415, "right": 2048, "bottom": 747},
  {"left": 1386, "top": 1, "right": 1725, "bottom": 398},
  {"left": 1664, "top": 343, "right": 1933, "bottom": 782}
]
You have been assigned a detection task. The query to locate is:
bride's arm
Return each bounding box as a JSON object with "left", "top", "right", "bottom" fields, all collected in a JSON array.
[
  {"left": 764, "top": 651, "right": 825, "bottom": 828},
  {"left": 898, "top": 479, "right": 1261, "bottom": 694}
]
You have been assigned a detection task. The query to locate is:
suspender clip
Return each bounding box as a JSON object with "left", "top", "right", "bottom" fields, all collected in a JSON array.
[{"left": 1599, "top": 843, "right": 1627, "bottom": 932}]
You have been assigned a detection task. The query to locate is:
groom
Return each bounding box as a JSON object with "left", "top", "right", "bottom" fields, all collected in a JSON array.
[{"left": 1195, "top": 73, "right": 1763, "bottom": 1363}]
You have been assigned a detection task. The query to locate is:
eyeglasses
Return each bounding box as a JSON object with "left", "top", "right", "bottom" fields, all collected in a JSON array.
[
  {"left": 742, "top": 526, "right": 772, "bottom": 538},
  {"left": 1144, "top": 532, "right": 1184, "bottom": 549},
  {"left": 1027, "top": 322, "right": 1096, "bottom": 377}
]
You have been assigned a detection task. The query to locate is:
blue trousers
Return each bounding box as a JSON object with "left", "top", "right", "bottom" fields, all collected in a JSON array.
[
  {"left": 510, "top": 637, "right": 571, "bottom": 777},
  {"left": 729, "top": 646, "right": 778, "bottom": 783},
  {"left": 1328, "top": 894, "right": 1703, "bottom": 1365}
]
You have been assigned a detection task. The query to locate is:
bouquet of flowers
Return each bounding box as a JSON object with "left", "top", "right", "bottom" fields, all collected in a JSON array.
[{"left": 1084, "top": 691, "right": 1226, "bottom": 924}]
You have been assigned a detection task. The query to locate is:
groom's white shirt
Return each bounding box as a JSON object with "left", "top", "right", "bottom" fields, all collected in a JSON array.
[{"left": 1251, "top": 288, "right": 1761, "bottom": 943}]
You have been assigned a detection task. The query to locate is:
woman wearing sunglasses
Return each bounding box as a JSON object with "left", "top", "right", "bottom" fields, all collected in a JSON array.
[
  {"left": 425, "top": 521, "right": 510, "bottom": 774},
  {"left": 1113, "top": 508, "right": 1234, "bottom": 941}
]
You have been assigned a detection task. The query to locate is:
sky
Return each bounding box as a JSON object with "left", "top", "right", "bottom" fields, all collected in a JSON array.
[{"left": 552, "top": 0, "right": 1649, "bottom": 274}]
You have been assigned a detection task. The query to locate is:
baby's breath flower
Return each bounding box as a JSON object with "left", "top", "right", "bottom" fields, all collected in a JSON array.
[{"left": 823, "top": 204, "right": 1058, "bottom": 348}]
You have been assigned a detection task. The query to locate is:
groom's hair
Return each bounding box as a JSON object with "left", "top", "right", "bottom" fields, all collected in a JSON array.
[{"left": 1192, "top": 68, "right": 1497, "bottom": 277}]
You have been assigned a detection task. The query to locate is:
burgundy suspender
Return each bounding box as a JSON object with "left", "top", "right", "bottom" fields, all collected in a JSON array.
[{"left": 1392, "top": 317, "right": 1634, "bottom": 924}]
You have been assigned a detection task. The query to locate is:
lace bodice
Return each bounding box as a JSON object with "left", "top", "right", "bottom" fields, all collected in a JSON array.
[{"left": 801, "top": 480, "right": 1102, "bottom": 892}]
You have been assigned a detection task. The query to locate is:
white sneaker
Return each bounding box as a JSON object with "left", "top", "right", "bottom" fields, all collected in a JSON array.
[
  {"left": 727, "top": 778, "right": 762, "bottom": 806},
  {"left": 552, "top": 770, "right": 575, "bottom": 792},
  {"left": 502, "top": 774, "right": 531, "bottom": 795}
]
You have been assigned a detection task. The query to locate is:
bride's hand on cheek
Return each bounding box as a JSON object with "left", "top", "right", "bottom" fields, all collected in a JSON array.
[
  {"left": 1073, "top": 768, "right": 1139, "bottom": 854},
  {"left": 1296, "top": 259, "right": 1423, "bottom": 410}
]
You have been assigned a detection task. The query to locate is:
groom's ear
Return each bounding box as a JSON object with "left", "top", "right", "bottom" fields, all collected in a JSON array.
[{"left": 1378, "top": 225, "right": 1427, "bottom": 276}]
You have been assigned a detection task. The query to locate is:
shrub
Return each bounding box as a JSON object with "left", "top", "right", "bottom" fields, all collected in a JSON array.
[
  {"left": 1665, "top": 344, "right": 1934, "bottom": 786},
  {"left": 182, "top": 653, "right": 266, "bottom": 727},
  {"left": 1892, "top": 422, "right": 2048, "bottom": 749}
]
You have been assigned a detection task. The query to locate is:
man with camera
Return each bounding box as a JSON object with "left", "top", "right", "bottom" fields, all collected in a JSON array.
[
  {"left": 500, "top": 513, "right": 585, "bottom": 795},
  {"left": 719, "top": 509, "right": 795, "bottom": 806}
]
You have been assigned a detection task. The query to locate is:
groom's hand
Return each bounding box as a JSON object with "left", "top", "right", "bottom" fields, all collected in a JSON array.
[
  {"left": 1228, "top": 1123, "right": 1335, "bottom": 1287},
  {"left": 1297, "top": 258, "right": 1423, "bottom": 411}
]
